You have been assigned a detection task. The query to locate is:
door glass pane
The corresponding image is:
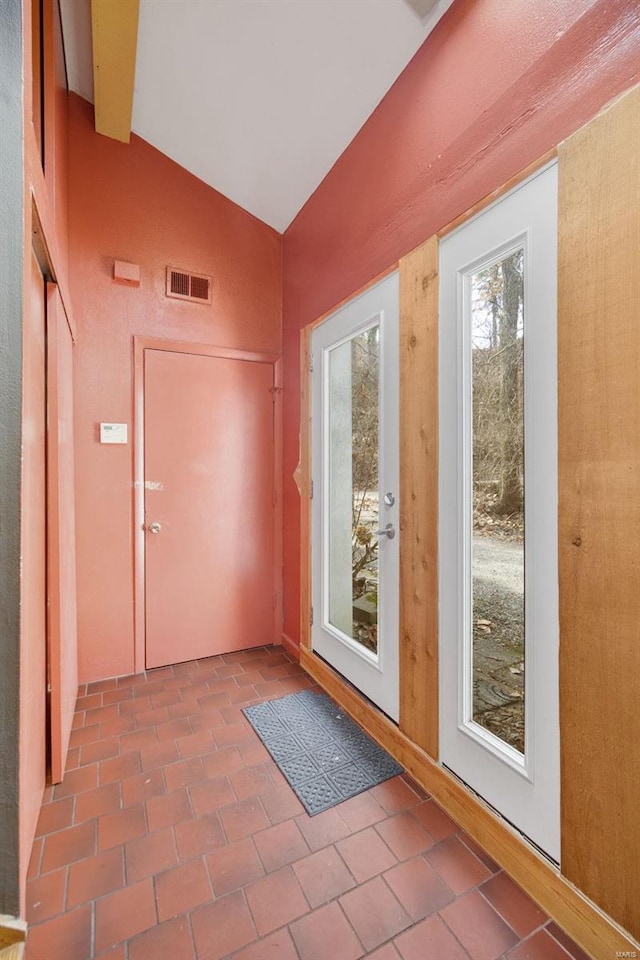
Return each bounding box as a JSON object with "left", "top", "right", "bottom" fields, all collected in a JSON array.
[
  {"left": 327, "top": 325, "right": 380, "bottom": 654},
  {"left": 470, "top": 250, "right": 525, "bottom": 752}
]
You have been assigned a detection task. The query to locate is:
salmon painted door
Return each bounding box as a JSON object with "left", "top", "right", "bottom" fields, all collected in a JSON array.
[{"left": 143, "top": 349, "right": 275, "bottom": 668}]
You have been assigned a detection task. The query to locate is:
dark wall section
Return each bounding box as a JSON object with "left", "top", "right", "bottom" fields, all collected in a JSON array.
[{"left": 0, "top": 0, "right": 24, "bottom": 918}]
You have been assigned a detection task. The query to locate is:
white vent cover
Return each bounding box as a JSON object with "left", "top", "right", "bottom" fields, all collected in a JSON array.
[{"left": 165, "top": 266, "right": 212, "bottom": 305}]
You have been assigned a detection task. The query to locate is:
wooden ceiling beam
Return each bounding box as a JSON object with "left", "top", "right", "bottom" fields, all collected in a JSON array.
[{"left": 91, "top": 0, "right": 139, "bottom": 143}]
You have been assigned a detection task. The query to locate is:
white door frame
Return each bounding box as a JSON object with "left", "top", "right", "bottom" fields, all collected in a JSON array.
[
  {"left": 311, "top": 272, "right": 400, "bottom": 721},
  {"left": 438, "top": 163, "right": 560, "bottom": 860}
]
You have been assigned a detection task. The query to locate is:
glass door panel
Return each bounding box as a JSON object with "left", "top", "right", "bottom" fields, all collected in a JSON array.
[
  {"left": 327, "top": 326, "right": 380, "bottom": 656},
  {"left": 470, "top": 250, "right": 525, "bottom": 753}
]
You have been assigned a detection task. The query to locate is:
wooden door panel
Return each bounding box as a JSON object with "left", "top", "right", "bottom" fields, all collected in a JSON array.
[{"left": 144, "top": 350, "right": 275, "bottom": 668}]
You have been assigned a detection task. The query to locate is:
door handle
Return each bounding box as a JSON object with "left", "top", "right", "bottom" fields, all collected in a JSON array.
[
  {"left": 147, "top": 522, "right": 162, "bottom": 534},
  {"left": 375, "top": 523, "right": 395, "bottom": 540}
]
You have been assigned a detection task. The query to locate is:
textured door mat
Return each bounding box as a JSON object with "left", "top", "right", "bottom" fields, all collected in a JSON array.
[{"left": 243, "top": 690, "right": 403, "bottom": 816}]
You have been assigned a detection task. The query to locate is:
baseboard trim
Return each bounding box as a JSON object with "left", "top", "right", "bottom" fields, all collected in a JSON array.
[
  {"left": 300, "top": 647, "right": 639, "bottom": 960},
  {"left": 280, "top": 632, "right": 301, "bottom": 661}
]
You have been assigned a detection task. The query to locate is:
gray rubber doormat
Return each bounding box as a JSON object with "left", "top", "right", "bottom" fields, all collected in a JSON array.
[{"left": 243, "top": 689, "right": 403, "bottom": 816}]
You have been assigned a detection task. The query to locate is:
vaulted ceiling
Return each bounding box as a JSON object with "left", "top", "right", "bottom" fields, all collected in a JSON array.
[{"left": 60, "top": 0, "right": 453, "bottom": 231}]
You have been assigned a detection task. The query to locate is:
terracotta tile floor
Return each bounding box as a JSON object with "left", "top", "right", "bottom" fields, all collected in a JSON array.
[{"left": 25, "top": 647, "right": 589, "bottom": 960}]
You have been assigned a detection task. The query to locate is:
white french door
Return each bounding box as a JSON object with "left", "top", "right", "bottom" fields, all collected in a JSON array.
[
  {"left": 311, "top": 273, "right": 400, "bottom": 721},
  {"left": 439, "top": 164, "right": 560, "bottom": 860}
]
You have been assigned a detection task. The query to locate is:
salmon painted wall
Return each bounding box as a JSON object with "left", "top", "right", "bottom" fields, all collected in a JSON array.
[
  {"left": 19, "top": 0, "right": 72, "bottom": 913},
  {"left": 68, "top": 94, "right": 282, "bottom": 683},
  {"left": 281, "top": 0, "right": 640, "bottom": 644}
]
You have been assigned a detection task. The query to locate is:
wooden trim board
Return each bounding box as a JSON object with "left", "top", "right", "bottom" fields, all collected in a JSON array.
[
  {"left": 398, "top": 237, "right": 439, "bottom": 758},
  {"left": 301, "top": 647, "right": 639, "bottom": 960},
  {"left": 91, "top": 0, "right": 140, "bottom": 143},
  {"left": 558, "top": 83, "right": 640, "bottom": 941}
]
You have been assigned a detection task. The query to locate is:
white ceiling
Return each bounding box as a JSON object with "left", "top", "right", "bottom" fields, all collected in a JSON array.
[{"left": 60, "top": 0, "right": 453, "bottom": 232}]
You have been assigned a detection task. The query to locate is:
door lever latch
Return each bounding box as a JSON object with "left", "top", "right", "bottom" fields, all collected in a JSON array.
[{"left": 375, "top": 523, "right": 396, "bottom": 540}]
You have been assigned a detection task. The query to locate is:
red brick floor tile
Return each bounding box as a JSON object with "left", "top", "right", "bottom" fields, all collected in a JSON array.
[
  {"left": 412, "top": 799, "right": 459, "bottom": 840},
  {"left": 156, "top": 717, "right": 193, "bottom": 742},
  {"left": 164, "top": 756, "right": 206, "bottom": 792},
  {"left": 121, "top": 767, "right": 166, "bottom": 806},
  {"left": 75, "top": 693, "right": 103, "bottom": 712},
  {"left": 95, "top": 945, "right": 127, "bottom": 960},
  {"left": 27, "top": 837, "right": 43, "bottom": 880},
  {"left": 545, "top": 922, "right": 592, "bottom": 960},
  {"left": 128, "top": 916, "right": 195, "bottom": 960},
  {"left": 102, "top": 686, "right": 133, "bottom": 705},
  {"left": 35, "top": 797, "right": 74, "bottom": 837},
  {"left": 237, "top": 737, "right": 271, "bottom": 766},
  {"left": 138, "top": 738, "right": 179, "bottom": 772},
  {"left": 176, "top": 728, "right": 215, "bottom": 759},
  {"left": 295, "top": 806, "right": 351, "bottom": 850},
  {"left": 231, "top": 928, "right": 299, "bottom": 960},
  {"left": 480, "top": 872, "right": 547, "bottom": 937},
  {"left": 100, "top": 752, "right": 141, "bottom": 785},
  {"left": 293, "top": 845, "right": 356, "bottom": 907},
  {"left": 340, "top": 875, "right": 411, "bottom": 952},
  {"left": 384, "top": 856, "right": 454, "bottom": 921},
  {"left": 119, "top": 727, "right": 158, "bottom": 755},
  {"left": 220, "top": 797, "right": 270, "bottom": 842},
  {"left": 337, "top": 826, "right": 397, "bottom": 883},
  {"left": 26, "top": 867, "right": 67, "bottom": 924},
  {"left": 230, "top": 763, "right": 274, "bottom": 800},
  {"left": 245, "top": 865, "right": 310, "bottom": 935},
  {"left": 168, "top": 698, "right": 203, "bottom": 720},
  {"left": 150, "top": 689, "right": 183, "bottom": 708},
  {"left": 426, "top": 836, "right": 491, "bottom": 895},
  {"left": 125, "top": 826, "right": 178, "bottom": 883},
  {"left": 253, "top": 818, "right": 309, "bottom": 872},
  {"left": 507, "top": 929, "right": 578, "bottom": 960},
  {"left": 94, "top": 878, "right": 157, "bottom": 954},
  {"left": 134, "top": 706, "right": 170, "bottom": 730},
  {"left": 376, "top": 811, "right": 435, "bottom": 860},
  {"left": 202, "top": 744, "right": 245, "bottom": 778},
  {"left": 290, "top": 901, "right": 363, "bottom": 960},
  {"left": 214, "top": 721, "right": 252, "bottom": 748},
  {"left": 371, "top": 777, "right": 421, "bottom": 814},
  {"left": 155, "top": 856, "right": 212, "bottom": 921},
  {"left": 367, "top": 944, "right": 401, "bottom": 960},
  {"left": 175, "top": 810, "right": 226, "bottom": 860},
  {"left": 206, "top": 836, "right": 264, "bottom": 895},
  {"left": 394, "top": 914, "right": 471, "bottom": 960},
  {"left": 74, "top": 782, "right": 121, "bottom": 823},
  {"left": 65, "top": 746, "right": 81, "bottom": 771},
  {"left": 191, "top": 890, "right": 257, "bottom": 960},
  {"left": 53, "top": 763, "right": 99, "bottom": 800},
  {"left": 41, "top": 819, "right": 96, "bottom": 872},
  {"left": 26, "top": 903, "right": 92, "bottom": 960},
  {"left": 146, "top": 786, "right": 193, "bottom": 832},
  {"left": 189, "top": 775, "right": 235, "bottom": 816},
  {"left": 67, "top": 847, "right": 124, "bottom": 908},
  {"left": 441, "top": 889, "right": 519, "bottom": 959},
  {"left": 69, "top": 723, "right": 101, "bottom": 747},
  {"left": 459, "top": 832, "right": 501, "bottom": 874},
  {"left": 80, "top": 739, "right": 120, "bottom": 766},
  {"left": 337, "top": 791, "right": 387, "bottom": 832},
  {"left": 119, "top": 697, "right": 152, "bottom": 717},
  {"left": 97, "top": 804, "right": 146, "bottom": 851},
  {"left": 101, "top": 715, "right": 137, "bottom": 739},
  {"left": 261, "top": 783, "right": 305, "bottom": 824}
]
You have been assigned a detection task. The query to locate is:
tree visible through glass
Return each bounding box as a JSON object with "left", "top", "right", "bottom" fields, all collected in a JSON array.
[
  {"left": 470, "top": 250, "right": 525, "bottom": 753},
  {"left": 327, "top": 326, "right": 380, "bottom": 654}
]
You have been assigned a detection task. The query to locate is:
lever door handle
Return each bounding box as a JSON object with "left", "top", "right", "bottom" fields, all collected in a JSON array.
[{"left": 375, "top": 523, "right": 396, "bottom": 540}]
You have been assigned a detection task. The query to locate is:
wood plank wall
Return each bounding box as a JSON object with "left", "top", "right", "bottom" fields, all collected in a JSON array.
[
  {"left": 398, "top": 238, "right": 439, "bottom": 757},
  {"left": 558, "top": 84, "right": 640, "bottom": 941}
]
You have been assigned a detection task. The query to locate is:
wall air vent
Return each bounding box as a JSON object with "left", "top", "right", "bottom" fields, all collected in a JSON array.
[{"left": 165, "top": 266, "right": 212, "bottom": 305}]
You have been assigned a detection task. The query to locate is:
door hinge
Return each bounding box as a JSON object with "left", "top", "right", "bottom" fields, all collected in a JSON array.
[
  {"left": 310, "top": 606, "right": 314, "bottom": 626},
  {"left": 309, "top": 479, "right": 314, "bottom": 499},
  {"left": 309, "top": 353, "right": 314, "bottom": 373}
]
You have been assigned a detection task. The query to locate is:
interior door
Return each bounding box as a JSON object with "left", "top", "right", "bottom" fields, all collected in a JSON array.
[
  {"left": 144, "top": 348, "right": 275, "bottom": 668},
  {"left": 311, "top": 273, "right": 400, "bottom": 720},
  {"left": 439, "top": 164, "right": 559, "bottom": 859}
]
